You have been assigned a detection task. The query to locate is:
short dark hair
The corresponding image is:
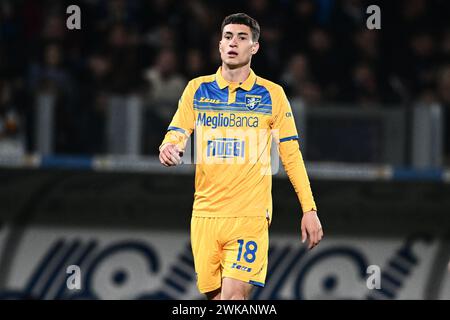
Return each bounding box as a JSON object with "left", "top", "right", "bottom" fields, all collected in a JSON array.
[{"left": 221, "top": 13, "right": 260, "bottom": 42}]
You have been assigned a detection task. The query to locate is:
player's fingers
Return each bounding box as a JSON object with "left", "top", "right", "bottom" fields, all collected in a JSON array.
[
  {"left": 316, "top": 228, "right": 322, "bottom": 241},
  {"left": 166, "top": 147, "right": 181, "bottom": 164},
  {"left": 308, "top": 237, "right": 315, "bottom": 250},
  {"left": 314, "top": 228, "right": 323, "bottom": 247},
  {"left": 309, "top": 230, "right": 319, "bottom": 250},
  {"left": 307, "top": 229, "right": 313, "bottom": 249},
  {"left": 167, "top": 154, "right": 178, "bottom": 165},
  {"left": 159, "top": 153, "right": 168, "bottom": 167},
  {"left": 309, "top": 236, "right": 317, "bottom": 250},
  {"left": 169, "top": 148, "right": 181, "bottom": 163},
  {"left": 318, "top": 228, "right": 324, "bottom": 240},
  {"left": 301, "top": 225, "right": 307, "bottom": 244},
  {"left": 164, "top": 148, "right": 178, "bottom": 164},
  {"left": 161, "top": 151, "right": 175, "bottom": 166}
]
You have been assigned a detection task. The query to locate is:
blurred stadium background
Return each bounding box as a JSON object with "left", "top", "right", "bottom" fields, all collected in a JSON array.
[{"left": 0, "top": 0, "right": 449, "bottom": 300}]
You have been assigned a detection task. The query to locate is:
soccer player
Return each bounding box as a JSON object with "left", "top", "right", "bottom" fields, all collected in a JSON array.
[{"left": 159, "top": 13, "right": 323, "bottom": 300}]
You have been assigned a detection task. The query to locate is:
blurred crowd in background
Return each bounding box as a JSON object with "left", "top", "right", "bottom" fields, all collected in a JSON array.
[{"left": 0, "top": 0, "right": 450, "bottom": 160}]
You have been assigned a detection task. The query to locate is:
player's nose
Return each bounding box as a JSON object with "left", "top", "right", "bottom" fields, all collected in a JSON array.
[{"left": 229, "top": 38, "right": 238, "bottom": 47}]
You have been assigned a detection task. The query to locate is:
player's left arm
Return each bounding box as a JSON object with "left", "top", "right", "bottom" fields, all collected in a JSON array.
[
  {"left": 271, "top": 86, "right": 323, "bottom": 250},
  {"left": 279, "top": 139, "right": 323, "bottom": 250}
]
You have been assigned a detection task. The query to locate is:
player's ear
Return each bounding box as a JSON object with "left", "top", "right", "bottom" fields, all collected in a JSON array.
[
  {"left": 251, "top": 42, "right": 260, "bottom": 55},
  {"left": 219, "top": 40, "right": 223, "bottom": 53}
]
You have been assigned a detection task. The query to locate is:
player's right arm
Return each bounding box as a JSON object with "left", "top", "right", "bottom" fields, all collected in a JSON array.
[{"left": 159, "top": 80, "right": 197, "bottom": 167}]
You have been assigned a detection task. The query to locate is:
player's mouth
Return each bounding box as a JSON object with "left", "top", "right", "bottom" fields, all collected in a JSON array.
[{"left": 227, "top": 50, "right": 238, "bottom": 57}]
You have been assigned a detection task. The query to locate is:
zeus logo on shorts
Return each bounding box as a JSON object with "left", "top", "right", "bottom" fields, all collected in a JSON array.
[
  {"left": 231, "top": 263, "right": 252, "bottom": 272},
  {"left": 206, "top": 138, "right": 245, "bottom": 158}
]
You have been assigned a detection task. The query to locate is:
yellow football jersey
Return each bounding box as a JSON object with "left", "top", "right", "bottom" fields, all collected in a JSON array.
[{"left": 160, "top": 67, "right": 316, "bottom": 219}]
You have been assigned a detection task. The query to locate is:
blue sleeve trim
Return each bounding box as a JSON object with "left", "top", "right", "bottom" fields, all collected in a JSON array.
[
  {"left": 279, "top": 135, "right": 299, "bottom": 143},
  {"left": 249, "top": 280, "right": 265, "bottom": 287},
  {"left": 167, "top": 126, "right": 186, "bottom": 134}
]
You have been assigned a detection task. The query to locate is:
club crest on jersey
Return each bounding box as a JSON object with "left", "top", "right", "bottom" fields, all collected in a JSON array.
[{"left": 245, "top": 95, "right": 262, "bottom": 110}]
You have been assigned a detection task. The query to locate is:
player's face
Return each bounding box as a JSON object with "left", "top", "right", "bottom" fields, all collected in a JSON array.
[{"left": 219, "top": 24, "right": 259, "bottom": 68}]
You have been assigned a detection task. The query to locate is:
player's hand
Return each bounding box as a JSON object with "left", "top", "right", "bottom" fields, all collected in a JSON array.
[
  {"left": 301, "top": 211, "right": 323, "bottom": 250},
  {"left": 159, "top": 143, "right": 182, "bottom": 167}
]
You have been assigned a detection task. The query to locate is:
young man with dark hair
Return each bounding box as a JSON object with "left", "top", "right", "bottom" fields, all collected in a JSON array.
[{"left": 159, "top": 13, "right": 323, "bottom": 300}]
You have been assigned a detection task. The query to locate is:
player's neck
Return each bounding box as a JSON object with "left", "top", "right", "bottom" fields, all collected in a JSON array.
[{"left": 221, "top": 63, "right": 251, "bottom": 84}]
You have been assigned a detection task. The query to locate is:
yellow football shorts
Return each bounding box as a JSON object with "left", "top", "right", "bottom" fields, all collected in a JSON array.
[{"left": 190, "top": 215, "right": 270, "bottom": 294}]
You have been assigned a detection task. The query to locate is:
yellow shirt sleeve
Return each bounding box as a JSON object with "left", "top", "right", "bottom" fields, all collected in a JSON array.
[
  {"left": 279, "top": 140, "right": 317, "bottom": 213},
  {"left": 271, "top": 86, "right": 317, "bottom": 214},
  {"left": 159, "top": 80, "right": 196, "bottom": 152}
]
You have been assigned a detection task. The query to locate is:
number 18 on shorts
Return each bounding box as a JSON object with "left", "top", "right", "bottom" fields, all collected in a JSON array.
[{"left": 191, "top": 216, "right": 269, "bottom": 293}]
